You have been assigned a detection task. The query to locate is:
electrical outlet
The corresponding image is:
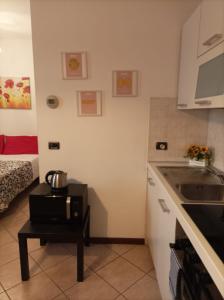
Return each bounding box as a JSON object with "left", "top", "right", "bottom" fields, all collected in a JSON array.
[
  {"left": 48, "top": 142, "right": 60, "bottom": 150},
  {"left": 156, "top": 142, "right": 168, "bottom": 150}
]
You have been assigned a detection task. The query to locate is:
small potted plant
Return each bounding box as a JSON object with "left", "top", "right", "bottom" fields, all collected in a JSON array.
[{"left": 185, "top": 144, "right": 212, "bottom": 167}]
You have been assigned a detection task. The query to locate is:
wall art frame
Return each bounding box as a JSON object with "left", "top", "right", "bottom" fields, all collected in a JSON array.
[
  {"left": 77, "top": 90, "right": 102, "bottom": 116},
  {"left": 112, "top": 70, "right": 138, "bottom": 97},
  {"left": 0, "top": 77, "right": 31, "bottom": 109},
  {"left": 62, "top": 52, "right": 87, "bottom": 79}
]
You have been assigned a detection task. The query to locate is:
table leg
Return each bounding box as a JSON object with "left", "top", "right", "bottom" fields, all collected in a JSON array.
[
  {"left": 85, "top": 215, "right": 90, "bottom": 247},
  {"left": 18, "top": 236, "right": 29, "bottom": 281},
  {"left": 77, "top": 238, "right": 84, "bottom": 282}
]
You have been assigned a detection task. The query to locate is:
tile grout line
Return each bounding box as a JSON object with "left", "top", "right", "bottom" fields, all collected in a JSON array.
[
  {"left": 0, "top": 215, "right": 28, "bottom": 242},
  {"left": 0, "top": 282, "right": 5, "bottom": 294},
  {"left": 5, "top": 289, "right": 11, "bottom": 300},
  {"left": 92, "top": 251, "right": 155, "bottom": 298},
  {"left": 29, "top": 243, "right": 73, "bottom": 268},
  {"left": 40, "top": 256, "right": 87, "bottom": 295},
  {"left": 104, "top": 244, "right": 138, "bottom": 256},
  {"left": 119, "top": 252, "right": 154, "bottom": 275},
  {"left": 4, "top": 264, "right": 44, "bottom": 293},
  {"left": 147, "top": 271, "right": 157, "bottom": 281},
  {"left": 88, "top": 254, "right": 120, "bottom": 273},
  {"left": 3, "top": 252, "right": 71, "bottom": 294},
  {"left": 97, "top": 263, "right": 147, "bottom": 298},
  {"left": 93, "top": 254, "right": 147, "bottom": 297},
  {"left": 83, "top": 243, "right": 142, "bottom": 273},
  {"left": 40, "top": 267, "right": 69, "bottom": 299},
  {"left": 0, "top": 255, "right": 42, "bottom": 292},
  {"left": 114, "top": 293, "right": 128, "bottom": 300},
  {"left": 18, "top": 251, "right": 68, "bottom": 299},
  {"left": 52, "top": 292, "right": 69, "bottom": 300},
  {"left": 120, "top": 272, "right": 148, "bottom": 296},
  {"left": 0, "top": 242, "right": 20, "bottom": 270},
  {"left": 87, "top": 269, "right": 123, "bottom": 298},
  {"left": 33, "top": 251, "right": 99, "bottom": 298}
]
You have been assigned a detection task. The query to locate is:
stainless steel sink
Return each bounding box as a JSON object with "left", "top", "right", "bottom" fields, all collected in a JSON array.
[
  {"left": 158, "top": 166, "right": 222, "bottom": 185},
  {"left": 158, "top": 166, "right": 224, "bottom": 203},
  {"left": 176, "top": 183, "right": 224, "bottom": 202}
]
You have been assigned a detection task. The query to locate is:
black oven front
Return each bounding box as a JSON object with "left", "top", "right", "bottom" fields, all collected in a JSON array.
[{"left": 169, "top": 240, "right": 223, "bottom": 300}]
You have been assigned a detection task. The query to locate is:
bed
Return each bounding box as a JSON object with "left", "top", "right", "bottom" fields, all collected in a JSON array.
[
  {"left": 0, "top": 137, "right": 39, "bottom": 212},
  {"left": 0, "top": 154, "right": 39, "bottom": 212}
]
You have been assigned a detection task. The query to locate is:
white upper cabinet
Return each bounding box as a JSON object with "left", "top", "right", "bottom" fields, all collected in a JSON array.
[
  {"left": 195, "top": 42, "right": 224, "bottom": 108},
  {"left": 177, "top": 7, "right": 200, "bottom": 109},
  {"left": 178, "top": 0, "right": 224, "bottom": 109},
  {"left": 198, "top": 0, "right": 224, "bottom": 57}
]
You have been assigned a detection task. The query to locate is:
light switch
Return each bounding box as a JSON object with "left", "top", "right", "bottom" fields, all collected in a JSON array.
[{"left": 48, "top": 142, "right": 60, "bottom": 150}]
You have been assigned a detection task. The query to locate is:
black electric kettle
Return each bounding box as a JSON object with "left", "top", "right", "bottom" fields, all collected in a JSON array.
[{"left": 45, "top": 170, "right": 67, "bottom": 189}]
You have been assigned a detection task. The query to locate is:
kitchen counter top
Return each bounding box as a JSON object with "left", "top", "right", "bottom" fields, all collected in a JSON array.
[{"left": 148, "top": 161, "right": 224, "bottom": 297}]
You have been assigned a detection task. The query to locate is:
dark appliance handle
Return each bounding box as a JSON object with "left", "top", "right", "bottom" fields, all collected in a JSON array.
[{"left": 45, "top": 170, "right": 55, "bottom": 185}]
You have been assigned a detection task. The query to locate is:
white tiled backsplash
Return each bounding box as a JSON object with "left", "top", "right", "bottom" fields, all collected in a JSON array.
[
  {"left": 207, "top": 109, "right": 224, "bottom": 171},
  {"left": 148, "top": 97, "right": 209, "bottom": 162}
]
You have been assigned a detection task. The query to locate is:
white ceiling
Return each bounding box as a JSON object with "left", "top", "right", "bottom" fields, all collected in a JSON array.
[{"left": 0, "top": 0, "right": 31, "bottom": 38}]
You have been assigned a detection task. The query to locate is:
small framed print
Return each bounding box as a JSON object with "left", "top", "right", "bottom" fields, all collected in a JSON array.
[
  {"left": 62, "top": 52, "right": 87, "bottom": 79},
  {"left": 77, "top": 90, "right": 102, "bottom": 116},
  {"left": 112, "top": 70, "right": 138, "bottom": 97}
]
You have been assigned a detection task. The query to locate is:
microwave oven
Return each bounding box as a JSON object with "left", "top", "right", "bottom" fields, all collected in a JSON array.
[
  {"left": 195, "top": 42, "right": 224, "bottom": 107},
  {"left": 29, "top": 183, "right": 88, "bottom": 224}
]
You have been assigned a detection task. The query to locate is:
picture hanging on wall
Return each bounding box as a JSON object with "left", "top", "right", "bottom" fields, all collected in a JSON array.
[
  {"left": 0, "top": 77, "right": 31, "bottom": 109},
  {"left": 77, "top": 90, "right": 102, "bottom": 116},
  {"left": 62, "top": 52, "right": 87, "bottom": 79},
  {"left": 112, "top": 70, "right": 138, "bottom": 97}
]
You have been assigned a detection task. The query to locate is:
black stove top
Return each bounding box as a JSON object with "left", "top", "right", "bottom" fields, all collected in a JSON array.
[{"left": 182, "top": 204, "right": 224, "bottom": 263}]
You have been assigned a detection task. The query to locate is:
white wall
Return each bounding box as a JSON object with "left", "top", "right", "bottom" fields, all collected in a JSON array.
[
  {"left": 0, "top": 0, "right": 37, "bottom": 135},
  {"left": 31, "top": 0, "right": 199, "bottom": 238},
  {"left": 207, "top": 110, "right": 224, "bottom": 171}
]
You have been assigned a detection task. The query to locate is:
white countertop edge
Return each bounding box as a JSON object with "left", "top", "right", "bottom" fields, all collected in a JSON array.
[{"left": 148, "top": 161, "right": 224, "bottom": 297}]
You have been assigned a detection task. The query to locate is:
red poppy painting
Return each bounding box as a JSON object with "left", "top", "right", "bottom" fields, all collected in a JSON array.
[{"left": 0, "top": 77, "right": 31, "bottom": 109}]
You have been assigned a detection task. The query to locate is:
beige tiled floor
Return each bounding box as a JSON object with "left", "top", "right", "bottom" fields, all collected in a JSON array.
[{"left": 0, "top": 188, "right": 162, "bottom": 300}]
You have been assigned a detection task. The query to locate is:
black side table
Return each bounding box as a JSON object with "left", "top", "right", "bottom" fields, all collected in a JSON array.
[{"left": 18, "top": 206, "right": 90, "bottom": 282}]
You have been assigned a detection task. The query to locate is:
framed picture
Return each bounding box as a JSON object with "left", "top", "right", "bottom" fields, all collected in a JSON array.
[
  {"left": 77, "top": 90, "right": 102, "bottom": 116},
  {"left": 62, "top": 52, "right": 87, "bottom": 79},
  {"left": 112, "top": 70, "right": 138, "bottom": 97},
  {"left": 0, "top": 77, "right": 31, "bottom": 109}
]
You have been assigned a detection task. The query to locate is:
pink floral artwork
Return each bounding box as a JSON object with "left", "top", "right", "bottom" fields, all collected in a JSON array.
[
  {"left": 113, "top": 70, "right": 138, "bottom": 97},
  {"left": 77, "top": 91, "right": 102, "bottom": 116},
  {"left": 80, "top": 91, "right": 97, "bottom": 114},
  {"left": 116, "top": 71, "right": 132, "bottom": 95},
  {"left": 62, "top": 52, "right": 87, "bottom": 79}
]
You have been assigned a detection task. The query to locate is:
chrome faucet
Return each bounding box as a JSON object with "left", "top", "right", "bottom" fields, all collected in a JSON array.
[{"left": 206, "top": 166, "right": 224, "bottom": 184}]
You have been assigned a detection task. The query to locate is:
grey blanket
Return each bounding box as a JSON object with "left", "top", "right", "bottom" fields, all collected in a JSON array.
[{"left": 0, "top": 160, "right": 33, "bottom": 212}]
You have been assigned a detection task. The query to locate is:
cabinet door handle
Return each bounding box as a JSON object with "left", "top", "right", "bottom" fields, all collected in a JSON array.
[
  {"left": 177, "top": 104, "right": 187, "bottom": 108},
  {"left": 158, "top": 198, "right": 170, "bottom": 213},
  {"left": 195, "top": 100, "right": 211, "bottom": 105},
  {"left": 203, "top": 33, "right": 223, "bottom": 46},
  {"left": 66, "top": 196, "right": 71, "bottom": 220},
  {"left": 148, "top": 178, "right": 155, "bottom": 186}
]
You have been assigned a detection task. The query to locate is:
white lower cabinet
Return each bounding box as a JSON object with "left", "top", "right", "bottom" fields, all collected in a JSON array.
[{"left": 147, "top": 169, "right": 176, "bottom": 300}]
